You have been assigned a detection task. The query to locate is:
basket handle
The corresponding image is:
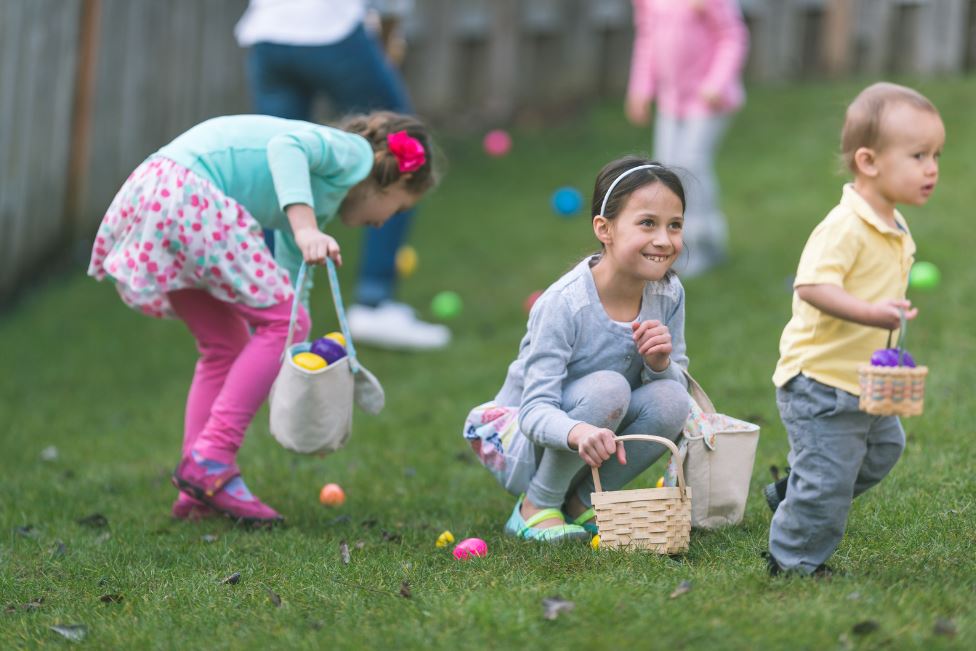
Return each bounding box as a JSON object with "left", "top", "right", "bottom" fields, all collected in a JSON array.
[
  {"left": 283, "top": 260, "right": 361, "bottom": 374},
  {"left": 591, "top": 434, "right": 686, "bottom": 497},
  {"left": 883, "top": 307, "right": 909, "bottom": 367}
]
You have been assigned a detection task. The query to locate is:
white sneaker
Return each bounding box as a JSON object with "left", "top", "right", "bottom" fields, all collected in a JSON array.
[{"left": 347, "top": 302, "right": 451, "bottom": 351}]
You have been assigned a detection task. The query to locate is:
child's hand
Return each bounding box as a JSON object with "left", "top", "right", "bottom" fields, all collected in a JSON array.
[
  {"left": 625, "top": 96, "right": 652, "bottom": 126},
  {"left": 869, "top": 299, "right": 918, "bottom": 330},
  {"left": 632, "top": 320, "right": 672, "bottom": 372},
  {"left": 700, "top": 88, "right": 723, "bottom": 109},
  {"left": 568, "top": 423, "right": 626, "bottom": 468},
  {"left": 295, "top": 228, "right": 342, "bottom": 266}
]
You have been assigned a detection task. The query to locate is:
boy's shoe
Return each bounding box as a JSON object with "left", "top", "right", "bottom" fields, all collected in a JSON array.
[
  {"left": 764, "top": 466, "right": 791, "bottom": 512},
  {"left": 505, "top": 495, "right": 590, "bottom": 543},
  {"left": 172, "top": 452, "right": 284, "bottom": 525},
  {"left": 171, "top": 492, "right": 217, "bottom": 520},
  {"left": 764, "top": 477, "right": 790, "bottom": 513},
  {"left": 348, "top": 302, "right": 450, "bottom": 351},
  {"left": 565, "top": 507, "right": 599, "bottom": 535},
  {"left": 764, "top": 551, "right": 833, "bottom": 578}
]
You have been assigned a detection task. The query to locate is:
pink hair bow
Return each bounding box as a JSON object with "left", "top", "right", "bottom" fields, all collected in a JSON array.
[{"left": 386, "top": 130, "right": 426, "bottom": 173}]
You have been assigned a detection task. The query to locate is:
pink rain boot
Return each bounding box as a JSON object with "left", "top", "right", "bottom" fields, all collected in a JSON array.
[
  {"left": 170, "top": 492, "right": 218, "bottom": 521},
  {"left": 172, "top": 451, "right": 284, "bottom": 525}
]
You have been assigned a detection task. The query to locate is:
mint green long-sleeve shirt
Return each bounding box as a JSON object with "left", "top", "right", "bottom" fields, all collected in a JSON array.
[{"left": 156, "top": 115, "right": 373, "bottom": 291}]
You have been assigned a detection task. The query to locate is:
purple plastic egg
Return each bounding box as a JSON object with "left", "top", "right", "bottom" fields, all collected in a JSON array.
[
  {"left": 870, "top": 348, "right": 916, "bottom": 367},
  {"left": 310, "top": 337, "right": 346, "bottom": 364},
  {"left": 870, "top": 349, "right": 899, "bottom": 367}
]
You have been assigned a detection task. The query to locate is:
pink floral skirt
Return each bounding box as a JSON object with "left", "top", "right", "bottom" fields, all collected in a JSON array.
[{"left": 88, "top": 157, "right": 294, "bottom": 319}]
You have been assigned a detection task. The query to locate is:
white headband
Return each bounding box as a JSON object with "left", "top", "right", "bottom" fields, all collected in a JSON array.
[{"left": 598, "top": 164, "right": 664, "bottom": 217}]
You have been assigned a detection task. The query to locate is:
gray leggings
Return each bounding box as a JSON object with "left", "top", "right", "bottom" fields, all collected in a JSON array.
[{"left": 522, "top": 371, "right": 690, "bottom": 509}]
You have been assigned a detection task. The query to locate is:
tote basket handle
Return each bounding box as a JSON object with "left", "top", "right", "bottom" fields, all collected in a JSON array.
[
  {"left": 283, "top": 259, "right": 361, "bottom": 374},
  {"left": 591, "top": 434, "right": 686, "bottom": 497}
]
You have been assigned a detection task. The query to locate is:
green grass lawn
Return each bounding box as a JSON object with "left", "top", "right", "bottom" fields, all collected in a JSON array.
[{"left": 3, "top": 78, "right": 975, "bottom": 649}]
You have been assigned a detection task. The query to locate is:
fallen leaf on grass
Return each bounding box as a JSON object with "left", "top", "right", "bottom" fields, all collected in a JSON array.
[
  {"left": 40, "top": 446, "right": 59, "bottom": 461},
  {"left": 354, "top": 540, "right": 366, "bottom": 550},
  {"left": 340, "top": 540, "right": 351, "bottom": 565},
  {"left": 77, "top": 513, "right": 108, "bottom": 528},
  {"left": 267, "top": 589, "right": 282, "bottom": 608},
  {"left": 201, "top": 534, "right": 219, "bottom": 543},
  {"left": 99, "top": 594, "right": 123, "bottom": 604},
  {"left": 399, "top": 581, "right": 412, "bottom": 599},
  {"left": 14, "top": 525, "right": 38, "bottom": 538},
  {"left": 220, "top": 572, "right": 241, "bottom": 585},
  {"left": 933, "top": 619, "right": 956, "bottom": 637},
  {"left": 542, "top": 596, "right": 575, "bottom": 621},
  {"left": 50, "top": 624, "right": 87, "bottom": 641},
  {"left": 670, "top": 580, "right": 692, "bottom": 599},
  {"left": 851, "top": 620, "right": 879, "bottom": 635},
  {"left": 380, "top": 530, "right": 402, "bottom": 543},
  {"left": 11, "top": 597, "right": 45, "bottom": 612}
]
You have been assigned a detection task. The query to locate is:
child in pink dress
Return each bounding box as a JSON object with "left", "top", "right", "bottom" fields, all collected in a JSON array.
[
  {"left": 626, "top": 0, "right": 749, "bottom": 276},
  {"left": 89, "top": 111, "right": 438, "bottom": 525}
]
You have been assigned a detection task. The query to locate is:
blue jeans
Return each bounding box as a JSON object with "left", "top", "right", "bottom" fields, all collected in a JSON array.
[
  {"left": 246, "top": 24, "right": 415, "bottom": 306},
  {"left": 769, "top": 375, "right": 905, "bottom": 573}
]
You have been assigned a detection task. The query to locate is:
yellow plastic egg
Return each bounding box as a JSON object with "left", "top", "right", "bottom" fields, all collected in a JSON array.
[
  {"left": 655, "top": 476, "right": 665, "bottom": 488},
  {"left": 293, "top": 352, "right": 327, "bottom": 371},
  {"left": 435, "top": 530, "right": 455, "bottom": 548},
  {"left": 324, "top": 331, "right": 346, "bottom": 347},
  {"left": 590, "top": 534, "right": 600, "bottom": 550},
  {"left": 395, "top": 245, "right": 418, "bottom": 278}
]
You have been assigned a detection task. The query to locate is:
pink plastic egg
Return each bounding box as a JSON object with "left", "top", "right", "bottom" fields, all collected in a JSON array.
[
  {"left": 452, "top": 537, "right": 488, "bottom": 560},
  {"left": 483, "top": 130, "right": 512, "bottom": 157}
]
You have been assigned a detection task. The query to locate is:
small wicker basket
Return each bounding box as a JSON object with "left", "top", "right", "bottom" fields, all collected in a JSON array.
[
  {"left": 858, "top": 310, "right": 928, "bottom": 417},
  {"left": 591, "top": 435, "right": 691, "bottom": 554}
]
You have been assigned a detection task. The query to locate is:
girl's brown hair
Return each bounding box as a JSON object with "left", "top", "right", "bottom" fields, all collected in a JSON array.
[
  {"left": 841, "top": 82, "right": 939, "bottom": 172},
  {"left": 339, "top": 111, "right": 439, "bottom": 194},
  {"left": 591, "top": 156, "right": 686, "bottom": 222}
]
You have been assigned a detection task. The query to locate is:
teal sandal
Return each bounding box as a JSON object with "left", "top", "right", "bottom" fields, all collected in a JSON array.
[
  {"left": 504, "top": 495, "right": 590, "bottom": 543},
  {"left": 566, "top": 508, "right": 598, "bottom": 535}
]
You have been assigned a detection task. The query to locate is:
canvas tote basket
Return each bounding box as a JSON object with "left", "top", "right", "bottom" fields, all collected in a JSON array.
[
  {"left": 591, "top": 435, "right": 691, "bottom": 554},
  {"left": 269, "top": 261, "right": 384, "bottom": 455},
  {"left": 671, "top": 372, "right": 760, "bottom": 529}
]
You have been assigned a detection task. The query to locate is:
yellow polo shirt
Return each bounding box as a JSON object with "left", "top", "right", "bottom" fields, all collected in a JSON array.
[{"left": 773, "top": 184, "right": 916, "bottom": 395}]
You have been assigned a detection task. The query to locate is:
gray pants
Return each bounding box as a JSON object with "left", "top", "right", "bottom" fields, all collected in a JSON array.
[
  {"left": 517, "top": 371, "right": 689, "bottom": 509},
  {"left": 654, "top": 112, "right": 731, "bottom": 275},
  {"left": 769, "top": 374, "right": 905, "bottom": 573}
]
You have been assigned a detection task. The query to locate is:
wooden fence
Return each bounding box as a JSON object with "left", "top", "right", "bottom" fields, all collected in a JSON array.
[{"left": 2, "top": 0, "right": 975, "bottom": 302}]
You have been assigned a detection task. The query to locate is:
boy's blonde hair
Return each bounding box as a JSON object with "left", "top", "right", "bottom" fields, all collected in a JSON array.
[{"left": 841, "top": 82, "right": 939, "bottom": 172}]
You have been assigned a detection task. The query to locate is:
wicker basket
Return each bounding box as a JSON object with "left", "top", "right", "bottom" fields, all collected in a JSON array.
[
  {"left": 857, "top": 310, "right": 928, "bottom": 417},
  {"left": 591, "top": 435, "right": 691, "bottom": 554},
  {"left": 858, "top": 364, "right": 928, "bottom": 416}
]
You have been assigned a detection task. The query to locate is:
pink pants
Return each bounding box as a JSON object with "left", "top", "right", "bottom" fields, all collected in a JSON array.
[{"left": 168, "top": 289, "right": 310, "bottom": 464}]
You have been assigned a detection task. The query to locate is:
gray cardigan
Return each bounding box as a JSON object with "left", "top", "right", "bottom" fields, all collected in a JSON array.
[{"left": 494, "top": 256, "right": 689, "bottom": 451}]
